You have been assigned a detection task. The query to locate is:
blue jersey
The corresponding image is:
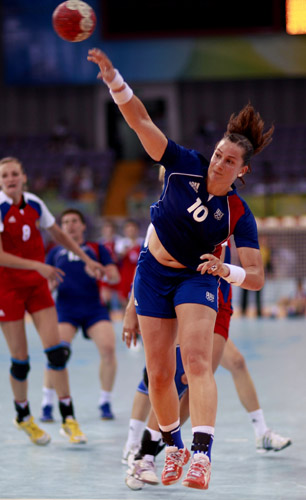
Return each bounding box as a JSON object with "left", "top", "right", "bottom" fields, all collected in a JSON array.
[
  {"left": 46, "top": 241, "right": 113, "bottom": 311},
  {"left": 151, "top": 139, "right": 259, "bottom": 270}
]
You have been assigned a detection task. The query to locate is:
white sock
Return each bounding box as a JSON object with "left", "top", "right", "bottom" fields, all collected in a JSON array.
[
  {"left": 192, "top": 425, "right": 215, "bottom": 436},
  {"left": 99, "top": 390, "right": 112, "bottom": 406},
  {"left": 248, "top": 409, "right": 268, "bottom": 438},
  {"left": 124, "top": 419, "right": 146, "bottom": 450},
  {"left": 147, "top": 427, "right": 161, "bottom": 442},
  {"left": 42, "top": 387, "right": 56, "bottom": 407}
]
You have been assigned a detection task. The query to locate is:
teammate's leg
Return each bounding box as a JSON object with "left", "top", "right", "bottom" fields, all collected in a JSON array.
[
  {"left": 220, "top": 338, "right": 292, "bottom": 452},
  {"left": 1, "top": 319, "right": 50, "bottom": 445},
  {"left": 87, "top": 320, "right": 117, "bottom": 419},
  {"left": 32, "top": 307, "right": 86, "bottom": 444},
  {"left": 40, "top": 322, "right": 75, "bottom": 422}
]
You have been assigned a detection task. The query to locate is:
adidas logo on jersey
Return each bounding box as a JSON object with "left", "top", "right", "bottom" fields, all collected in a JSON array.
[
  {"left": 134, "top": 298, "right": 139, "bottom": 307},
  {"left": 8, "top": 216, "right": 16, "bottom": 223},
  {"left": 189, "top": 181, "right": 200, "bottom": 193}
]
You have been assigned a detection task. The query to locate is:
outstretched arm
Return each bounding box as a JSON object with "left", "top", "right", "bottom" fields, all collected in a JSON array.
[
  {"left": 48, "top": 222, "right": 104, "bottom": 279},
  {"left": 0, "top": 235, "right": 65, "bottom": 282},
  {"left": 87, "top": 48, "right": 167, "bottom": 161}
]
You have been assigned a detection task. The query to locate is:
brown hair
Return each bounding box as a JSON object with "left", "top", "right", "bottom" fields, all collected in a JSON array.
[
  {"left": 60, "top": 208, "right": 86, "bottom": 224},
  {"left": 223, "top": 103, "right": 274, "bottom": 171},
  {"left": 0, "top": 156, "right": 24, "bottom": 172}
]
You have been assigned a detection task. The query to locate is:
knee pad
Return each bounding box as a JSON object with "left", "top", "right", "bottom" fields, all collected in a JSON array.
[
  {"left": 10, "top": 357, "right": 30, "bottom": 381},
  {"left": 45, "top": 342, "right": 71, "bottom": 370}
]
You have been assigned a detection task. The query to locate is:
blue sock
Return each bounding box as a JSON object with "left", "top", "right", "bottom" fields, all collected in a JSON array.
[{"left": 160, "top": 423, "right": 184, "bottom": 449}]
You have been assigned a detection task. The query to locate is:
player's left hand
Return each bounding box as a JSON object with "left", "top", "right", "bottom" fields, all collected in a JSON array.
[
  {"left": 197, "top": 253, "right": 228, "bottom": 277},
  {"left": 122, "top": 305, "right": 140, "bottom": 348}
]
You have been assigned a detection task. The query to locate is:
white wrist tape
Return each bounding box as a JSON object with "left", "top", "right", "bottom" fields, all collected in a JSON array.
[
  {"left": 104, "top": 69, "right": 124, "bottom": 91},
  {"left": 110, "top": 84, "right": 133, "bottom": 105},
  {"left": 223, "top": 264, "right": 246, "bottom": 286}
]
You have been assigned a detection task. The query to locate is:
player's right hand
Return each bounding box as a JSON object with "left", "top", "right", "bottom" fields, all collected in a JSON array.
[
  {"left": 87, "top": 48, "right": 116, "bottom": 84},
  {"left": 36, "top": 262, "right": 65, "bottom": 282}
]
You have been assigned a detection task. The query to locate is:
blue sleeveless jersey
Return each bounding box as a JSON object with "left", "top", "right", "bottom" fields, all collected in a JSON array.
[{"left": 151, "top": 139, "right": 259, "bottom": 270}]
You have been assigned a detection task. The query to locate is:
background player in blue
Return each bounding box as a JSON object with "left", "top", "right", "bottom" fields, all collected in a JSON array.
[
  {"left": 40, "top": 209, "right": 120, "bottom": 421},
  {"left": 88, "top": 48, "right": 274, "bottom": 490}
]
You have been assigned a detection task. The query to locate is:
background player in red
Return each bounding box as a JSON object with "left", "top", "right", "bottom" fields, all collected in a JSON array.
[
  {"left": 0, "top": 156, "right": 104, "bottom": 445},
  {"left": 115, "top": 219, "right": 143, "bottom": 308}
]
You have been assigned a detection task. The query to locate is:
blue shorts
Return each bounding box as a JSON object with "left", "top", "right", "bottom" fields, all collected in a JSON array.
[
  {"left": 134, "top": 248, "right": 218, "bottom": 318},
  {"left": 56, "top": 302, "right": 110, "bottom": 339},
  {"left": 137, "top": 346, "right": 188, "bottom": 398}
]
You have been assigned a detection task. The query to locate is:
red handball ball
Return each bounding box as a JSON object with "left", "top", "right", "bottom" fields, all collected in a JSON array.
[{"left": 52, "top": 0, "right": 97, "bottom": 42}]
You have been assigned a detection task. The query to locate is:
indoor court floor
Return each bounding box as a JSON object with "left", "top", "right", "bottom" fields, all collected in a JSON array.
[{"left": 0, "top": 316, "right": 305, "bottom": 500}]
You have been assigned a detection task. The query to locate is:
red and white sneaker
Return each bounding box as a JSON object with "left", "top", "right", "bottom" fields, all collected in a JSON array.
[
  {"left": 182, "top": 453, "right": 211, "bottom": 490},
  {"left": 161, "top": 446, "right": 190, "bottom": 486}
]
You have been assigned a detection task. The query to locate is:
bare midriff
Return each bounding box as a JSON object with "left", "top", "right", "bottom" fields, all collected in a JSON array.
[{"left": 148, "top": 226, "right": 186, "bottom": 269}]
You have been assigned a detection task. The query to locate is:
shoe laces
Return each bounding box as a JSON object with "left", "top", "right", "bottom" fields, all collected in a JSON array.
[
  {"left": 65, "top": 418, "right": 82, "bottom": 435},
  {"left": 139, "top": 458, "right": 155, "bottom": 472},
  {"left": 164, "top": 448, "right": 184, "bottom": 473},
  {"left": 188, "top": 454, "right": 210, "bottom": 478},
  {"left": 265, "top": 429, "right": 286, "bottom": 446},
  {"left": 24, "top": 418, "right": 43, "bottom": 437}
]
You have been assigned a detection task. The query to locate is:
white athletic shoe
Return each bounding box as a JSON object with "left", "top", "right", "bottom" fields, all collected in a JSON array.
[
  {"left": 256, "top": 429, "right": 292, "bottom": 453},
  {"left": 125, "top": 472, "right": 145, "bottom": 490},
  {"left": 131, "top": 458, "right": 159, "bottom": 485}
]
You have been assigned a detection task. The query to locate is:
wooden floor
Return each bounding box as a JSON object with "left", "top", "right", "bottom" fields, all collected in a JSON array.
[{"left": 0, "top": 316, "right": 305, "bottom": 500}]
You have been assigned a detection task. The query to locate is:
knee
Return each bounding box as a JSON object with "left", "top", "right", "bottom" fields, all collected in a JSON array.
[
  {"left": 10, "top": 357, "right": 30, "bottom": 381},
  {"left": 45, "top": 342, "right": 71, "bottom": 370},
  {"left": 229, "top": 351, "right": 246, "bottom": 374},
  {"left": 100, "top": 344, "right": 115, "bottom": 362},
  {"left": 148, "top": 366, "right": 174, "bottom": 391},
  {"left": 183, "top": 350, "right": 210, "bottom": 378}
]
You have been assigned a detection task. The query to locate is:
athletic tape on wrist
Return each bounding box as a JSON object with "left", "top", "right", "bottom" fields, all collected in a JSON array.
[
  {"left": 110, "top": 85, "right": 133, "bottom": 105},
  {"left": 223, "top": 264, "right": 246, "bottom": 286},
  {"left": 104, "top": 69, "right": 124, "bottom": 91}
]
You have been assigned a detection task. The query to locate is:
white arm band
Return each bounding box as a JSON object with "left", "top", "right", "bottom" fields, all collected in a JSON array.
[
  {"left": 110, "top": 85, "right": 133, "bottom": 105},
  {"left": 104, "top": 69, "right": 124, "bottom": 90},
  {"left": 103, "top": 68, "right": 134, "bottom": 105},
  {"left": 222, "top": 264, "right": 246, "bottom": 286}
]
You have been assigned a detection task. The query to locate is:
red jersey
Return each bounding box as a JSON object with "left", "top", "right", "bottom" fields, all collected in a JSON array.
[
  {"left": 0, "top": 191, "right": 55, "bottom": 288},
  {"left": 115, "top": 238, "right": 143, "bottom": 299}
]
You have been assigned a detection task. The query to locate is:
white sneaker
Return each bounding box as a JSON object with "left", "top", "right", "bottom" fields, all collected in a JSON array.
[
  {"left": 121, "top": 444, "right": 140, "bottom": 465},
  {"left": 125, "top": 472, "right": 145, "bottom": 490},
  {"left": 131, "top": 458, "right": 159, "bottom": 485},
  {"left": 256, "top": 429, "right": 292, "bottom": 453}
]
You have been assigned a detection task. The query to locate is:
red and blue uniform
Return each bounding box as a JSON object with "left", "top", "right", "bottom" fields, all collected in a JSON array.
[
  {"left": 134, "top": 139, "right": 259, "bottom": 317},
  {"left": 0, "top": 191, "right": 55, "bottom": 321}
]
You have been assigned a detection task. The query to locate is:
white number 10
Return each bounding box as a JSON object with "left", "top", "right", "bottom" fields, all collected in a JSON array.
[{"left": 187, "top": 197, "right": 208, "bottom": 222}]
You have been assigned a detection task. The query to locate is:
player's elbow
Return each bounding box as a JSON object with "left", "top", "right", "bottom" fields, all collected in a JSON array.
[{"left": 254, "top": 274, "right": 265, "bottom": 291}]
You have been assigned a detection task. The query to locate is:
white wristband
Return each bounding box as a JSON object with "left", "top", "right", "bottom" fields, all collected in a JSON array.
[
  {"left": 223, "top": 264, "right": 246, "bottom": 286},
  {"left": 104, "top": 69, "right": 124, "bottom": 91},
  {"left": 110, "top": 84, "right": 133, "bottom": 105}
]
